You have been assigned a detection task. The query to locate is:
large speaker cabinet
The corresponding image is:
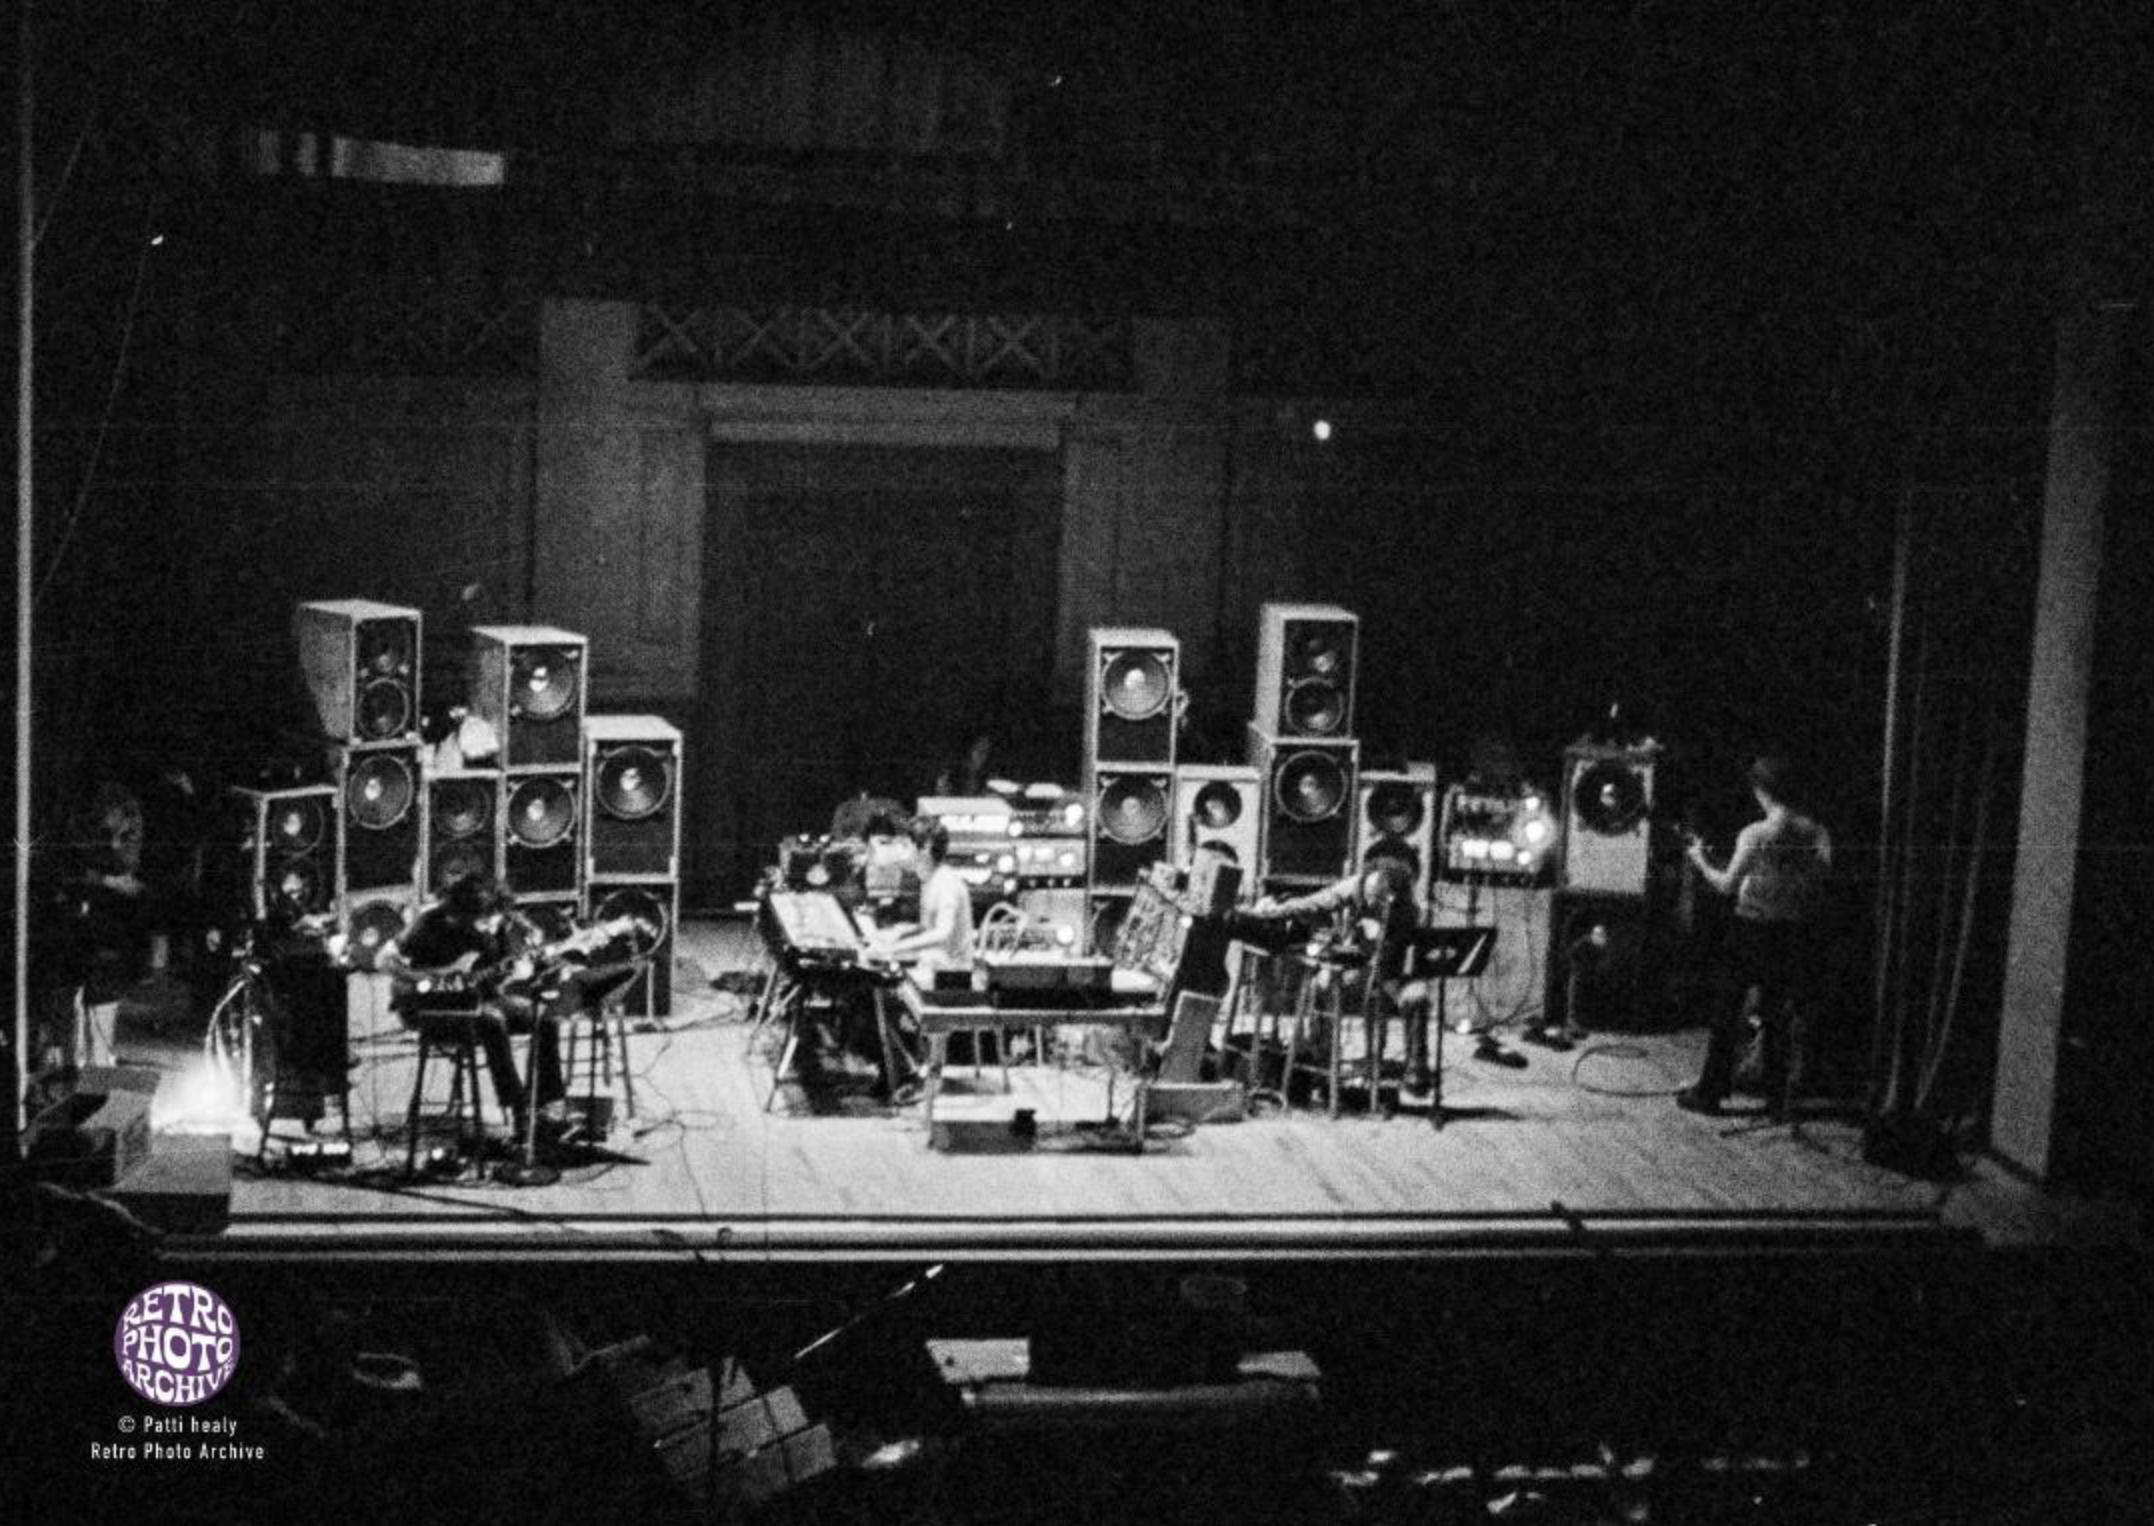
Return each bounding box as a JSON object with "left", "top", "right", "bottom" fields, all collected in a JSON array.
[
  {"left": 1084, "top": 628, "right": 1179, "bottom": 907},
  {"left": 1355, "top": 763, "right": 1439, "bottom": 900},
  {"left": 1560, "top": 744, "right": 1658, "bottom": 897},
  {"left": 1246, "top": 724, "right": 1359, "bottom": 888},
  {"left": 1085, "top": 627, "right": 1180, "bottom": 768},
  {"left": 423, "top": 770, "right": 502, "bottom": 897},
  {"left": 582, "top": 880, "right": 677, "bottom": 1018},
  {"left": 294, "top": 599, "right": 422, "bottom": 745},
  {"left": 220, "top": 785, "right": 339, "bottom": 923},
  {"left": 581, "top": 715, "right": 682, "bottom": 1017},
  {"left": 469, "top": 625, "right": 588, "bottom": 771},
  {"left": 502, "top": 768, "right": 583, "bottom": 902},
  {"left": 583, "top": 715, "right": 682, "bottom": 881},
  {"left": 328, "top": 741, "right": 423, "bottom": 968},
  {"left": 1169, "top": 764, "right": 1262, "bottom": 877},
  {"left": 1252, "top": 602, "right": 1358, "bottom": 740}
]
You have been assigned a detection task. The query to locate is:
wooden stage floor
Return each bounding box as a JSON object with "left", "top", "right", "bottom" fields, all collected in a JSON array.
[{"left": 173, "top": 916, "right": 2126, "bottom": 1265}]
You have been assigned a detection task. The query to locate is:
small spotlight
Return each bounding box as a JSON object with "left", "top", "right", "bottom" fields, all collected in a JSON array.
[
  {"left": 1311, "top": 418, "right": 1333, "bottom": 442},
  {"left": 148, "top": 233, "right": 166, "bottom": 248}
]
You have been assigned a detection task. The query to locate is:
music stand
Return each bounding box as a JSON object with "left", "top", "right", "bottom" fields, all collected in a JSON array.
[{"left": 1402, "top": 927, "right": 1498, "bottom": 1131}]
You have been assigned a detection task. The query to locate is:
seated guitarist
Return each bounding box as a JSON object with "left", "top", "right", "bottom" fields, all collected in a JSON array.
[{"left": 376, "top": 873, "right": 566, "bottom": 1134}]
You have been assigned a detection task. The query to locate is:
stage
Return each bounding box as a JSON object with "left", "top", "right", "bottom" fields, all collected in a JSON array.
[{"left": 137, "top": 917, "right": 2122, "bottom": 1268}]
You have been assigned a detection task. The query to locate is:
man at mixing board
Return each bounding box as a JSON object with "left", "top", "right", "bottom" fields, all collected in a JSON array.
[{"left": 866, "top": 816, "right": 976, "bottom": 974}]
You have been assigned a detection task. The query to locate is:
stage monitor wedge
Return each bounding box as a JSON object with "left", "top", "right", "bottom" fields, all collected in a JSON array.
[
  {"left": 294, "top": 599, "right": 422, "bottom": 745},
  {"left": 470, "top": 625, "right": 588, "bottom": 771},
  {"left": 1247, "top": 723, "right": 1359, "bottom": 887},
  {"left": 1356, "top": 763, "right": 1438, "bottom": 900},
  {"left": 583, "top": 715, "right": 683, "bottom": 882},
  {"left": 1085, "top": 627, "right": 1180, "bottom": 768},
  {"left": 1560, "top": 743, "right": 1657, "bottom": 897},
  {"left": 1253, "top": 603, "right": 1358, "bottom": 740}
]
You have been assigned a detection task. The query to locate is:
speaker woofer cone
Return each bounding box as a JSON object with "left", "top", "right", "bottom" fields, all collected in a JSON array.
[
  {"left": 1573, "top": 760, "right": 1649, "bottom": 835},
  {"left": 1284, "top": 678, "right": 1346, "bottom": 735},
  {"left": 268, "top": 799, "right": 329, "bottom": 853},
  {"left": 431, "top": 779, "right": 492, "bottom": 841},
  {"left": 345, "top": 901, "right": 408, "bottom": 969},
  {"left": 358, "top": 620, "right": 413, "bottom": 676},
  {"left": 507, "top": 776, "right": 576, "bottom": 849},
  {"left": 1097, "top": 777, "right": 1169, "bottom": 845},
  {"left": 596, "top": 745, "right": 672, "bottom": 821},
  {"left": 1192, "top": 780, "right": 1245, "bottom": 830},
  {"left": 345, "top": 752, "right": 416, "bottom": 831},
  {"left": 593, "top": 885, "right": 671, "bottom": 957},
  {"left": 1275, "top": 752, "right": 1347, "bottom": 823},
  {"left": 512, "top": 648, "right": 580, "bottom": 721},
  {"left": 1365, "top": 782, "right": 1426, "bottom": 837},
  {"left": 1361, "top": 835, "right": 1423, "bottom": 881},
  {"left": 1099, "top": 649, "right": 1171, "bottom": 721},
  {"left": 269, "top": 859, "right": 328, "bottom": 917},
  {"left": 431, "top": 842, "right": 492, "bottom": 887},
  {"left": 357, "top": 678, "right": 413, "bottom": 739}
]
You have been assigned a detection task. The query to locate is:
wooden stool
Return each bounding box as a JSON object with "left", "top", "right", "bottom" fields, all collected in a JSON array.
[{"left": 403, "top": 1013, "right": 498, "bottom": 1175}]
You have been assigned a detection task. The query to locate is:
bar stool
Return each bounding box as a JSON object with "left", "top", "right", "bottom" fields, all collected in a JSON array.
[
  {"left": 1280, "top": 944, "right": 1380, "bottom": 1118},
  {"left": 554, "top": 960, "right": 646, "bottom": 1131},
  {"left": 402, "top": 1012, "right": 497, "bottom": 1175}
]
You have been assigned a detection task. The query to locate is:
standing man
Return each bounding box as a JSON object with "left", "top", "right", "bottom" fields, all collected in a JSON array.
[{"left": 1678, "top": 754, "right": 1833, "bottom": 1118}]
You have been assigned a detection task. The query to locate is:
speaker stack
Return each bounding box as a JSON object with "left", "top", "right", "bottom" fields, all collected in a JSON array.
[
  {"left": 471, "top": 626, "right": 589, "bottom": 919},
  {"left": 1547, "top": 741, "right": 1660, "bottom": 1032},
  {"left": 295, "top": 600, "right": 425, "bottom": 968},
  {"left": 1355, "top": 762, "right": 1439, "bottom": 900},
  {"left": 1245, "top": 603, "right": 1359, "bottom": 890},
  {"left": 1083, "top": 627, "right": 1179, "bottom": 949},
  {"left": 581, "top": 715, "right": 682, "bottom": 1017}
]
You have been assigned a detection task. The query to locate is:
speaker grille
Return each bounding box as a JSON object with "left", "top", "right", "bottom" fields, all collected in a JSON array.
[
  {"left": 595, "top": 744, "right": 673, "bottom": 821},
  {"left": 1274, "top": 751, "right": 1348, "bottom": 823},
  {"left": 345, "top": 751, "right": 416, "bottom": 831},
  {"left": 1098, "top": 776, "right": 1170, "bottom": 845},
  {"left": 1098, "top": 648, "right": 1172, "bottom": 721},
  {"left": 512, "top": 647, "right": 581, "bottom": 721},
  {"left": 507, "top": 775, "right": 577, "bottom": 849}
]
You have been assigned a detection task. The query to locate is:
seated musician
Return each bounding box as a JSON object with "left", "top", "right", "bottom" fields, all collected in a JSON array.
[
  {"left": 375, "top": 874, "right": 566, "bottom": 1135},
  {"left": 866, "top": 816, "right": 976, "bottom": 974},
  {"left": 1250, "top": 859, "right": 1513, "bottom": 1095}
]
